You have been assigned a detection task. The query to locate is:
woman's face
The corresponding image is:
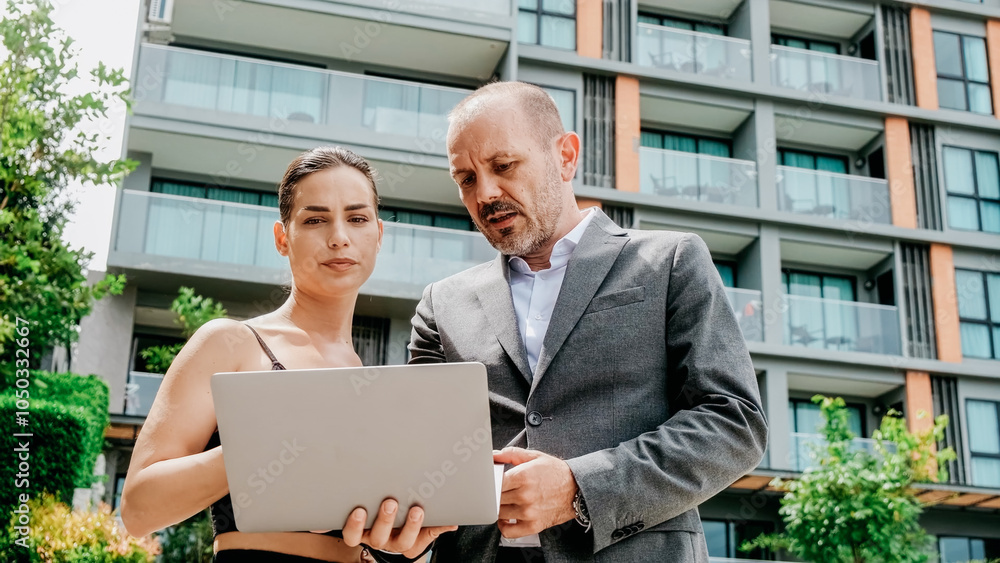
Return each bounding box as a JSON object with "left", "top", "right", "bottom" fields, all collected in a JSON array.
[{"left": 274, "top": 166, "right": 382, "bottom": 299}]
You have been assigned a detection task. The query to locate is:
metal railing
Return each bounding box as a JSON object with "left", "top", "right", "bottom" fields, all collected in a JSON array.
[
  {"left": 725, "top": 288, "right": 763, "bottom": 342},
  {"left": 783, "top": 294, "right": 901, "bottom": 355},
  {"left": 134, "top": 44, "right": 469, "bottom": 150},
  {"left": 770, "top": 44, "right": 882, "bottom": 101},
  {"left": 776, "top": 166, "right": 891, "bottom": 224},
  {"left": 637, "top": 23, "right": 752, "bottom": 81},
  {"left": 114, "top": 190, "right": 497, "bottom": 288},
  {"left": 640, "top": 147, "right": 758, "bottom": 208}
]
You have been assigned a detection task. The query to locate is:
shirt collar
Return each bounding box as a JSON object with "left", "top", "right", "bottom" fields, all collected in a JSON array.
[{"left": 508, "top": 207, "right": 597, "bottom": 273}]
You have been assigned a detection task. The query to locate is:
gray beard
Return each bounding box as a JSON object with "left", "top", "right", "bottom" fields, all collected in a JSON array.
[{"left": 481, "top": 174, "right": 563, "bottom": 257}]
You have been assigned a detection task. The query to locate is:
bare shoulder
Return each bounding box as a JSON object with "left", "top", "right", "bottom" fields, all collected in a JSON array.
[{"left": 169, "top": 318, "right": 257, "bottom": 376}]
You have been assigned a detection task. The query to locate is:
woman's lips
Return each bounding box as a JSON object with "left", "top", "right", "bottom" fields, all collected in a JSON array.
[{"left": 322, "top": 259, "right": 357, "bottom": 271}]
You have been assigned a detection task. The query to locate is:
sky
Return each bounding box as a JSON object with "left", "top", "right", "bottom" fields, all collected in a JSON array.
[{"left": 50, "top": 0, "right": 141, "bottom": 272}]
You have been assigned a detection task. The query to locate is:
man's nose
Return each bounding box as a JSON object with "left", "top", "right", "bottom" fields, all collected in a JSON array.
[{"left": 475, "top": 173, "right": 504, "bottom": 204}]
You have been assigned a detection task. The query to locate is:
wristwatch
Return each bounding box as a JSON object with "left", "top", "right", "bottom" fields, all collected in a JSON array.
[{"left": 573, "top": 489, "right": 591, "bottom": 532}]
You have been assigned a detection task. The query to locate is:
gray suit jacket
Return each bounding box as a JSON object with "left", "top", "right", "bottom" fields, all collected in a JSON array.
[{"left": 409, "top": 210, "right": 767, "bottom": 562}]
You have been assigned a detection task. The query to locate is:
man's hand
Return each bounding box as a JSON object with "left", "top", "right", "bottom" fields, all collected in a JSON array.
[
  {"left": 340, "top": 499, "right": 457, "bottom": 558},
  {"left": 494, "top": 447, "right": 578, "bottom": 539}
]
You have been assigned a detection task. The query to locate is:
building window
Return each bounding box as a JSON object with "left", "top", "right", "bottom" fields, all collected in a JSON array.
[
  {"left": 641, "top": 129, "right": 732, "bottom": 157},
  {"left": 779, "top": 148, "right": 848, "bottom": 174},
  {"left": 782, "top": 270, "right": 858, "bottom": 349},
  {"left": 378, "top": 207, "right": 475, "bottom": 231},
  {"left": 966, "top": 400, "right": 1000, "bottom": 488},
  {"left": 113, "top": 474, "right": 127, "bottom": 510},
  {"left": 782, "top": 270, "right": 856, "bottom": 301},
  {"left": 955, "top": 269, "right": 1000, "bottom": 359},
  {"left": 151, "top": 179, "right": 278, "bottom": 208},
  {"left": 714, "top": 261, "right": 737, "bottom": 288},
  {"left": 539, "top": 85, "right": 575, "bottom": 132},
  {"left": 790, "top": 398, "right": 865, "bottom": 436},
  {"left": 939, "top": 535, "right": 1000, "bottom": 563},
  {"left": 702, "top": 519, "right": 774, "bottom": 559},
  {"left": 773, "top": 34, "right": 840, "bottom": 54},
  {"left": 933, "top": 31, "right": 992, "bottom": 114},
  {"left": 517, "top": 0, "right": 575, "bottom": 50},
  {"left": 638, "top": 12, "right": 725, "bottom": 36},
  {"left": 942, "top": 146, "right": 1000, "bottom": 234}
]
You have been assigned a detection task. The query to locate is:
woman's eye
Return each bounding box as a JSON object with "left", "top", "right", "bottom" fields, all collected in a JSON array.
[
  {"left": 303, "top": 217, "right": 323, "bottom": 225},
  {"left": 350, "top": 216, "right": 370, "bottom": 223}
]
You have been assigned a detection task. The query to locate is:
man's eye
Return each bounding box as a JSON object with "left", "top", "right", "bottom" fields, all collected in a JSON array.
[
  {"left": 460, "top": 175, "right": 475, "bottom": 187},
  {"left": 496, "top": 162, "right": 512, "bottom": 172}
]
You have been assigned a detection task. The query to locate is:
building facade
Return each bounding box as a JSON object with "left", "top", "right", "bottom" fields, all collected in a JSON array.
[{"left": 74, "top": 0, "right": 1000, "bottom": 560}]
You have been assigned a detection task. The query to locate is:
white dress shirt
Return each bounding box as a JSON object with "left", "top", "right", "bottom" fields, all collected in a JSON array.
[{"left": 508, "top": 208, "right": 596, "bottom": 376}]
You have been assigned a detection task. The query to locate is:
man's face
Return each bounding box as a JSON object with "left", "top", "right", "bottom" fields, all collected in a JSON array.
[{"left": 447, "top": 101, "right": 564, "bottom": 256}]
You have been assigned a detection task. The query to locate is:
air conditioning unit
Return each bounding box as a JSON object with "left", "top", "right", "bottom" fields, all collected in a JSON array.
[{"left": 148, "top": 0, "right": 174, "bottom": 24}]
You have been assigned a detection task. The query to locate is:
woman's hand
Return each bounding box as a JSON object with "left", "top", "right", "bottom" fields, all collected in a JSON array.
[{"left": 341, "top": 499, "right": 457, "bottom": 559}]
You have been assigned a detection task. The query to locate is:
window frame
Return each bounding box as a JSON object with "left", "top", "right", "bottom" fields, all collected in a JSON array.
[
  {"left": 378, "top": 205, "right": 476, "bottom": 232},
  {"left": 933, "top": 30, "right": 992, "bottom": 114},
  {"left": 518, "top": 0, "right": 577, "bottom": 50},
  {"left": 965, "top": 399, "right": 1000, "bottom": 488},
  {"left": 534, "top": 84, "right": 576, "bottom": 132},
  {"left": 713, "top": 260, "right": 738, "bottom": 288},
  {"left": 955, "top": 268, "right": 1000, "bottom": 359},
  {"left": 777, "top": 147, "right": 850, "bottom": 173},
  {"left": 640, "top": 127, "right": 734, "bottom": 157},
  {"left": 772, "top": 33, "right": 841, "bottom": 54},
  {"left": 151, "top": 178, "right": 277, "bottom": 208},
  {"left": 781, "top": 268, "right": 858, "bottom": 302},
  {"left": 637, "top": 11, "right": 727, "bottom": 36},
  {"left": 941, "top": 145, "right": 1000, "bottom": 234},
  {"left": 789, "top": 397, "right": 868, "bottom": 437}
]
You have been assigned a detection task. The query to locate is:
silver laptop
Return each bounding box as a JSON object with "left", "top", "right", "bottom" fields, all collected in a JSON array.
[{"left": 210, "top": 362, "right": 499, "bottom": 533}]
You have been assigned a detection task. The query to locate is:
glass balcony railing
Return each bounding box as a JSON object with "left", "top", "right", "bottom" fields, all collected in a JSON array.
[
  {"left": 640, "top": 147, "right": 758, "bottom": 208},
  {"left": 124, "top": 372, "right": 163, "bottom": 417},
  {"left": 725, "top": 288, "right": 763, "bottom": 342},
  {"left": 134, "top": 44, "right": 469, "bottom": 151},
  {"left": 791, "top": 432, "right": 882, "bottom": 472},
  {"left": 113, "top": 190, "right": 497, "bottom": 288},
  {"left": 776, "top": 166, "right": 891, "bottom": 224},
  {"left": 636, "top": 23, "right": 752, "bottom": 81},
  {"left": 770, "top": 45, "right": 882, "bottom": 101},
  {"left": 783, "top": 294, "right": 901, "bottom": 356}
]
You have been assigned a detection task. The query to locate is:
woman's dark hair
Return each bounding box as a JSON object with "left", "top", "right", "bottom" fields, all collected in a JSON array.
[{"left": 278, "top": 146, "right": 380, "bottom": 225}]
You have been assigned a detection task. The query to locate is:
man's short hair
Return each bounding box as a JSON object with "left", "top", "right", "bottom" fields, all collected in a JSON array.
[{"left": 448, "top": 81, "right": 565, "bottom": 146}]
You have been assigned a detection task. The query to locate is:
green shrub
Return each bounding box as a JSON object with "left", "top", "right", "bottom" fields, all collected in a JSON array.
[
  {"left": 156, "top": 509, "right": 213, "bottom": 563},
  {"left": 0, "top": 396, "right": 89, "bottom": 516},
  {"left": 0, "top": 368, "right": 110, "bottom": 493},
  {"left": 0, "top": 494, "right": 159, "bottom": 562}
]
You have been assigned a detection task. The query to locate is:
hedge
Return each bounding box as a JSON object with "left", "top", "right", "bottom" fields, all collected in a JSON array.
[{"left": 0, "top": 366, "right": 110, "bottom": 515}]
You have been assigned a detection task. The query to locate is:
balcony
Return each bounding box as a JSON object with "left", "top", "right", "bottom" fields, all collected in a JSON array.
[
  {"left": 770, "top": 45, "right": 881, "bottom": 101},
  {"left": 133, "top": 44, "right": 469, "bottom": 155},
  {"left": 791, "top": 432, "right": 881, "bottom": 472},
  {"left": 783, "top": 294, "right": 901, "bottom": 356},
  {"left": 776, "top": 166, "right": 891, "bottom": 224},
  {"left": 640, "top": 147, "right": 758, "bottom": 208},
  {"left": 636, "top": 23, "right": 752, "bottom": 81},
  {"left": 358, "top": 0, "right": 510, "bottom": 19},
  {"left": 725, "top": 288, "right": 763, "bottom": 342},
  {"left": 123, "top": 372, "right": 163, "bottom": 418},
  {"left": 111, "top": 190, "right": 497, "bottom": 298}
]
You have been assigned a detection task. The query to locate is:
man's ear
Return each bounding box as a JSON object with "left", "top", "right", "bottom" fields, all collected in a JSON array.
[
  {"left": 274, "top": 221, "right": 289, "bottom": 256},
  {"left": 557, "top": 131, "right": 581, "bottom": 182}
]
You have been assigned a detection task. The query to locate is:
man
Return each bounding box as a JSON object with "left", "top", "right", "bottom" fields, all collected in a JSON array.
[{"left": 408, "top": 81, "right": 767, "bottom": 562}]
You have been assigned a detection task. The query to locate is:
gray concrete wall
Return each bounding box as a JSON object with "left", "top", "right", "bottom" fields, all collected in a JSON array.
[{"left": 73, "top": 272, "right": 138, "bottom": 416}]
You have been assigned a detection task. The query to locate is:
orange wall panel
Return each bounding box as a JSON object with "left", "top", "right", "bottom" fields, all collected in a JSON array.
[
  {"left": 615, "top": 75, "right": 640, "bottom": 193},
  {"left": 987, "top": 20, "right": 1000, "bottom": 118},
  {"left": 910, "top": 7, "right": 939, "bottom": 110},
  {"left": 576, "top": 198, "right": 603, "bottom": 210},
  {"left": 885, "top": 117, "right": 918, "bottom": 229},
  {"left": 930, "top": 244, "right": 963, "bottom": 363},
  {"left": 905, "top": 371, "right": 935, "bottom": 434},
  {"left": 577, "top": 0, "right": 602, "bottom": 59}
]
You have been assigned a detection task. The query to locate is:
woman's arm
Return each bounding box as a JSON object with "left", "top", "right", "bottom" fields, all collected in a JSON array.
[{"left": 120, "top": 319, "right": 249, "bottom": 537}]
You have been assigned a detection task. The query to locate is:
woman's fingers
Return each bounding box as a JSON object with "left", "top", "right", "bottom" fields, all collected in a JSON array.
[
  {"left": 365, "top": 498, "right": 398, "bottom": 549},
  {"left": 387, "top": 506, "right": 423, "bottom": 553},
  {"left": 340, "top": 507, "right": 367, "bottom": 547}
]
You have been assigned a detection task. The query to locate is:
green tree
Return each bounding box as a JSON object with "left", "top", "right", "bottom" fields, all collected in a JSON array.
[
  {"left": 0, "top": 0, "right": 134, "bottom": 361},
  {"left": 743, "top": 395, "right": 957, "bottom": 563},
  {"left": 139, "top": 287, "right": 227, "bottom": 374}
]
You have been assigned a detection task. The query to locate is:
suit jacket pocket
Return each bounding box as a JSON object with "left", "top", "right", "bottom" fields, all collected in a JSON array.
[{"left": 583, "top": 286, "right": 645, "bottom": 315}]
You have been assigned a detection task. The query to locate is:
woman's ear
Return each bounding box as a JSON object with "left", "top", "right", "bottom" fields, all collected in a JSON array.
[
  {"left": 376, "top": 218, "right": 384, "bottom": 253},
  {"left": 274, "top": 221, "right": 289, "bottom": 256}
]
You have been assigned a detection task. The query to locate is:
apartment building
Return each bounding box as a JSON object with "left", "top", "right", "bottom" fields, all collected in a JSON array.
[{"left": 73, "top": 0, "right": 1000, "bottom": 559}]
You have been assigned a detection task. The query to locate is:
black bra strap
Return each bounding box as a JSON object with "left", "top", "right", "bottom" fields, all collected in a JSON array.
[{"left": 244, "top": 324, "right": 286, "bottom": 370}]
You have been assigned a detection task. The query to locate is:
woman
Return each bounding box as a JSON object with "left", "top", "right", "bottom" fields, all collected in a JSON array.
[{"left": 120, "top": 147, "right": 454, "bottom": 562}]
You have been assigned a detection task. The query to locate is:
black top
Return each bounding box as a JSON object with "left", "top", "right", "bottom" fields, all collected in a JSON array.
[{"left": 207, "top": 324, "right": 343, "bottom": 540}]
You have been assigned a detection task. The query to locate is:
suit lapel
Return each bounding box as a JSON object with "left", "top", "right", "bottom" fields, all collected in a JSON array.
[
  {"left": 475, "top": 254, "right": 533, "bottom": 382},
  {"left": 531, "top": 212, "right": 629, "bottom": 393}
]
